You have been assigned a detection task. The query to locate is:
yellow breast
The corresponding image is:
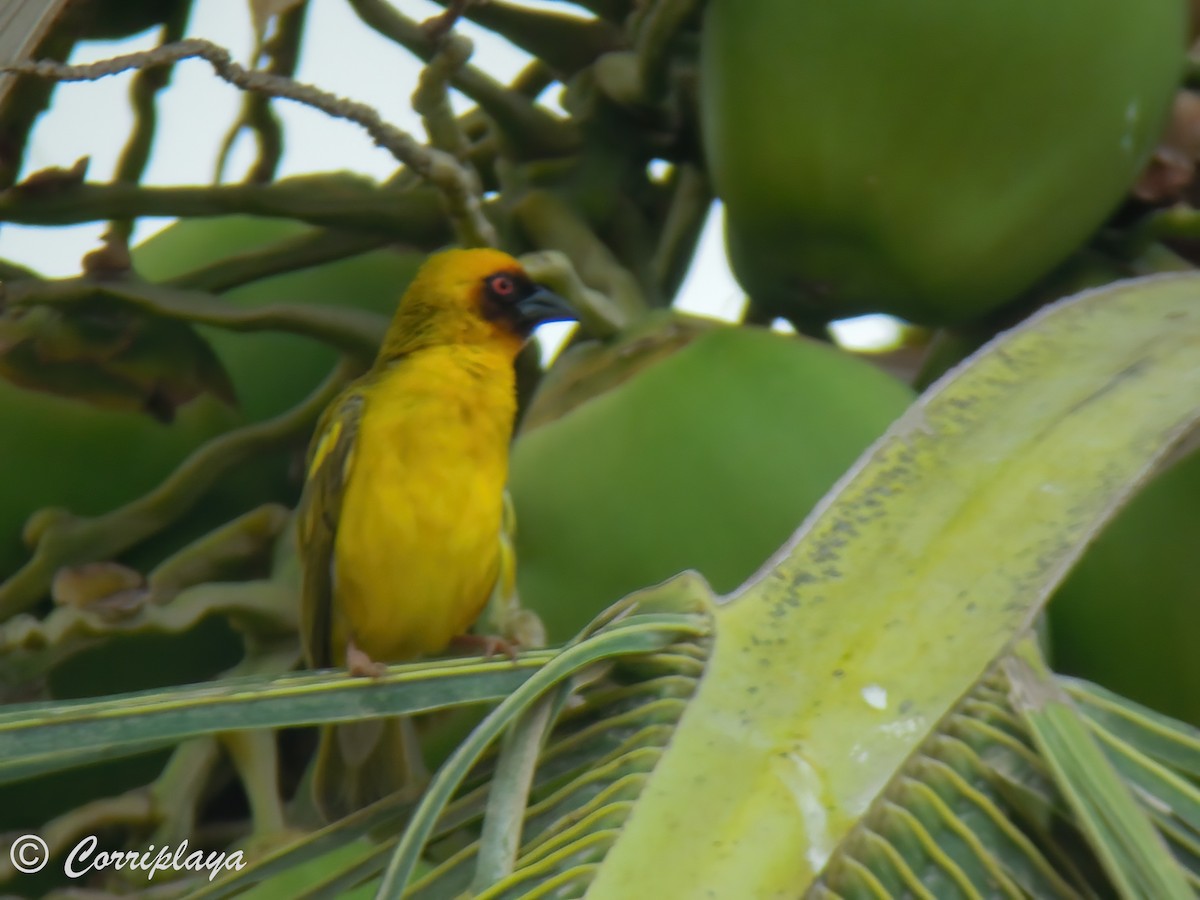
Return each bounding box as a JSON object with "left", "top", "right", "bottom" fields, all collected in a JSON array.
[{"left": 331, "top": 345, "right": 517, "bottom": 662}]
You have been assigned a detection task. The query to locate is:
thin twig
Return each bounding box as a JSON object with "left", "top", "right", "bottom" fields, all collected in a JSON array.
[
  {"left": 413, "top": 33, "right": 473, "bottom": 161},
  {"left": 422, "top": 0, "right": 471, "bottom": 41},
  {"left": 3, "top": 38, "right": 495, "bottom": 246},
  {"left": 346, "top": 0, "right": 578, "bottom": 158},
  {"left": 214, "top": 4, "right": 307, "bottom": 184},
  {"left": 412, "top": 30, "right": 494, "bottom": 246},
  {"left": 651, "top": 162, "right": 711, "bottom": 301},
  {"left": 424, "top": 0, "right": 622, "bottom": 78},
  {"left": 4, "top": 276, "right": 388, "bottom": 361},
  {"left": 631, "top": 0, "right": 703, "bottom": 101},
  {"left": 529, "top": 0, "right": 630, "bottom": 24},
  {"left": 110, "top": 7, "right": 190, "bottom": 242},
  {"left": 510, "top": 59, "right": 556, "bottom": 97},
  {"left": 110, "top": 63, "right": 167, "bottom": 244}
]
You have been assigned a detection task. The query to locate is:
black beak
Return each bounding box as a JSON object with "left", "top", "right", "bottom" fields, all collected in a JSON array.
[{"left": 514, "top": 287, "right": 576, "bottom": 329}]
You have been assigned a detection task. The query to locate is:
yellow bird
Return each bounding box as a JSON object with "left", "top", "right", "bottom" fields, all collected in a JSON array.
[{"left": 296, "top": 248, "right": 574, "bottom": 819}]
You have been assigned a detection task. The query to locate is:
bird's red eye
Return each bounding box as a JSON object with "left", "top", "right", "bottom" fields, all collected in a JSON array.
[{"left": 490, "top": 275, "right": 515, "bottom": 296}]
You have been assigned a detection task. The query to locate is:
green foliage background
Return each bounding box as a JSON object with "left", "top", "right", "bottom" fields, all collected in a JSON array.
[{"left": 0, "top": 0, "right": 1197, "bottom": 896}]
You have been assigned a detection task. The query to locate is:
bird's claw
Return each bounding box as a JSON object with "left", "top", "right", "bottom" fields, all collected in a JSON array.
[
  {"left": 346, "top": 640, "right": 388, "bottom": 678},
  {"left": 451, "top": 633, "right": 520, "bottom": 661}
]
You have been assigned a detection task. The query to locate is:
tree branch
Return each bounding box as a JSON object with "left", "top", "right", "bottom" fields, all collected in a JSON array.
[
  {"left": 346, "top": 0, "right": 579, "bottom": 159},
  {"left": 109, "top": 7, "right": 190, "bottom": 242},
  {"left": 651, "top": 162, "right": 711, "bottom": 301},
  {"left": 214, "top": 3, "right": 307, "bottom": 184},
  {"left": 165, "top": 227, "right": 399, "bottom": 294},
  {"left": 3, "top": 38, "right": 493, "bottom": 247},
  {"left": 424, "top": 0, "right": 623, "bottom": 79},
  {"left": 412, "top": 32, "right": 495, "bottom": 246},
  {"left": 4, "top": 276, "right": 388, "bottom": 361},
  {"left": 0, "top": 177, "right": 453, "bottom": 235}
]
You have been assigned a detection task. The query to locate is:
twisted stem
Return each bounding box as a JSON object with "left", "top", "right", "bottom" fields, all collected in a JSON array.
[{"left": 3, "top": 38, "right": 493, "bottom": 248}]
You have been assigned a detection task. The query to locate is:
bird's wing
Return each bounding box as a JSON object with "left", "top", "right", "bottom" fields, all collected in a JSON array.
[
  {"left": 297, "top": 388, "right": 365, "bottom": 669},
  {"left": 498, "top": 488, "right": 519, "bottom": 602},
  {"left": 476, "top": 488, "right": 547, "bottom": 649}
]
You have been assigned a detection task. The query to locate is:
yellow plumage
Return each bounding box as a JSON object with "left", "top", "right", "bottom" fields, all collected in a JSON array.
[
  {"left": 329, "top": 344, "right": 514, "bottom": 660},
  {"left": 296, "top": 248, "right": 572, "bottom": 819}
]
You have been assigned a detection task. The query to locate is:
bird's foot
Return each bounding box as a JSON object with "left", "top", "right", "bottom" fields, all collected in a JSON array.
[
  {"left": 345, "top": 639, "right": 388, "bottom": 678},
  {"left": 451, "top": 633, "right": 519, "bottom": 661}
]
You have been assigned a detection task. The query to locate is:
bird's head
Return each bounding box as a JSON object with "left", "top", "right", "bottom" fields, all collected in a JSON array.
[{"left": 381, "top": 248, "right": 576, "bottom": 359}]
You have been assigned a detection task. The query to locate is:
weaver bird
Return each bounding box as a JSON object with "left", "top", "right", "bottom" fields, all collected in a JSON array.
[{"left": 297, "top": 248, "right": 574, "bottom": 819}]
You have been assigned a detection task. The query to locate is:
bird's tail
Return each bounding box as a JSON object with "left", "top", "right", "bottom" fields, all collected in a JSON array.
[{"left": 312, "top": 715, "right": 427, "bottom": 821}]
